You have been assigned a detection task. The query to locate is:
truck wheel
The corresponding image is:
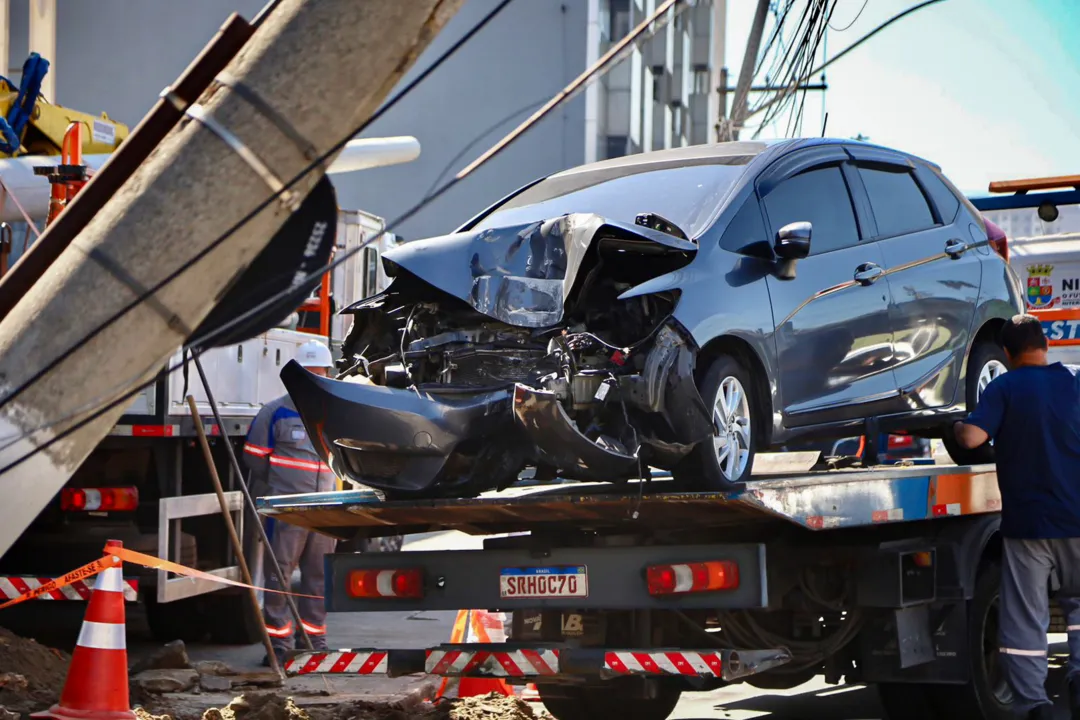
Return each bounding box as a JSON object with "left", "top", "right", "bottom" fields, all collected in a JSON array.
[
  {"left": 206, "top": 590, "right": 265, "bottom": 645},
  {"left": 538, "top": 680, "right": 681, "bottom": 720},
  {"left": 926, "top": 563, "right": 1014, "bottom": 720},
  {"left": 942, "top": 340, "right": 1007, "bottom": 465},
  {"left": 877, "top": 564, "right": 1013, "bottom": 720},
  {"left": 673, "top": 354, "right": 757, "bottom": 491}
]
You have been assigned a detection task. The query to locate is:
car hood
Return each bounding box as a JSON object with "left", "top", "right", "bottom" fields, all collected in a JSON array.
[{"left": 349, "top": 213, "right": 696, "bottom": 328}]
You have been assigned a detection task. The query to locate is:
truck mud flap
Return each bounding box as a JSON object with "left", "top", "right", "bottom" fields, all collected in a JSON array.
[{"left": 284, "top": 645, "right": 791, "bottom": 682}]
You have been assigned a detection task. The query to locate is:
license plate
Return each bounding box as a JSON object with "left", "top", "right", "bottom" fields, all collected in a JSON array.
[{"left": 499, "top": 566, "right": 588, "bottom": 599}]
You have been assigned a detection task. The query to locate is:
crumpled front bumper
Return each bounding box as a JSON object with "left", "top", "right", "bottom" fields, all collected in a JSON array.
[{"left": 281, "top": 360, "right": 514, "bottom": 495}]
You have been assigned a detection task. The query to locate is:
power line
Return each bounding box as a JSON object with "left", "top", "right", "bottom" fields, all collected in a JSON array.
[
  {"left": 828, "top": 0, "right": 868, "bottom": 31},
  {"left": 0, "top": 0, "right": 518, "bottom": 414}
]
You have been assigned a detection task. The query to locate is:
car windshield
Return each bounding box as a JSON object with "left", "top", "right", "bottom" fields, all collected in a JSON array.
[{"left": 469, "top": 156, "right": 753, "bottom": 238}]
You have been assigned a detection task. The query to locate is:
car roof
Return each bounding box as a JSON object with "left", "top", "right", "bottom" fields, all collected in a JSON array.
[{"left": 546, "top": 137, "right": 940, "bottom": 180}]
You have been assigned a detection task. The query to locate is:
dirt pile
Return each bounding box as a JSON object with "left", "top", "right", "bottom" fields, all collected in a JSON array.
[
  {"left": 0, "top": 626, "right": 70, "bottom": 714},
  {"left": 138, "top": 692, "right": 541, "bottom": 720}
]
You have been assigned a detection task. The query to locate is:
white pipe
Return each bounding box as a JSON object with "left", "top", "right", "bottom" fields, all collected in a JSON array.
[{"left": 326, "top": 136, "right": 421, "bottom": 175}]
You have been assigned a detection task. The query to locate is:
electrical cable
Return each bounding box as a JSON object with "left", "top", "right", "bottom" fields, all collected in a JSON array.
[
  {"left": 0, "top": 0, "right": 518, "bottom": 413},
  {"left": 828, "top": 0, "right": 868, "bottom": 31}
]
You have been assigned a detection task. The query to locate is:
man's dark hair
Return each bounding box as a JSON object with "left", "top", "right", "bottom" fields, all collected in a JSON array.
[{"left": 999, "top": 314, "right": 1049, "bottom": 356}]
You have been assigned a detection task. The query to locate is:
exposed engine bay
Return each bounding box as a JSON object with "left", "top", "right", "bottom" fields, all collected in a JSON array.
[{"left": 282, "top": 213, "right": 716, "bottom": 498}]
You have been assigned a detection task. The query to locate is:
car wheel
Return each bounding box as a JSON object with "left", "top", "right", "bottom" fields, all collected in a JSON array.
[
  {"left": 942, "top": 340, "right": 1008, "bottom": 466},
  {"left": 673, "top": 354, "right": 757, "bottom": 491}
]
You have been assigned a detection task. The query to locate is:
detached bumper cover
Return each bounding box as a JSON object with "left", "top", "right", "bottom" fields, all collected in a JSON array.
[{"left": 281, "top": 360, "right": 512, "bottom": 494}]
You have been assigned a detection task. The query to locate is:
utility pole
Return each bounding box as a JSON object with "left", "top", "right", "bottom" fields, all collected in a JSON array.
[
  {"left": 0, "top": 0, "right": 463, "bottom": 557},
  {"left": 724, "top": 0, "right": 769, "bottom": 142},
  {"left": 708, "top": 0, "right": 726, "bottom": 143}
]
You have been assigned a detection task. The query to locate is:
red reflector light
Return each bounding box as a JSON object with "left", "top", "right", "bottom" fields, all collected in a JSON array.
[
  {"left": 61, "top": 487, "right": 138, "bottom": 512},
  {"left": 346, "top": 568, "right": 424, "bottom": 599},
  {"left": 887, "top": 434, "right": 914, "bottom": 449},
  {"left": 646, "top": 561, "right": 739, "bottom": 596},
  {"left": 984, "top": 218, "right": 1008, "bottom": 263}
]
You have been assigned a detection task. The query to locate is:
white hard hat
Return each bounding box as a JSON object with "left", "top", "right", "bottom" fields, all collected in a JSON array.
[{"left": 296, "top": 340, "right": 334, "bottom": 369}]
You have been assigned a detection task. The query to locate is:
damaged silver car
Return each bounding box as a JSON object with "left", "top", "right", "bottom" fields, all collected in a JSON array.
[{"left": 282, "top": 138, "right": 1023, "bottom": 498}]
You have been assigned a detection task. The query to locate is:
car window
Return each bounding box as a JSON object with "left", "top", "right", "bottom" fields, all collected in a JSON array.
[
  {"left": 719, "top": 197, "right": 768, "bottom": 254},
  {"left": 762, "top": 165, "right": 860, "bottom": 255},
  {"left": 917, "top": 166, "right": 961, "bottom": 223},
  {"left": 859, "top": 165, "right": 937, "bottom": 237},
  {"left": 469, "top": 159, "right": 752, "bottom": 238}
]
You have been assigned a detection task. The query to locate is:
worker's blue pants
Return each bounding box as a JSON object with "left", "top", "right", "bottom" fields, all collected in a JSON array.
[{"left": 1000, "top": 537, "right": 1080, "bottom": 713}]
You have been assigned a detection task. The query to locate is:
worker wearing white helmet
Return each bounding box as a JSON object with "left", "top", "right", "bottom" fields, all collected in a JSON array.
[{"left": 243, "top": 339, "right": 337, "bottom": 666}]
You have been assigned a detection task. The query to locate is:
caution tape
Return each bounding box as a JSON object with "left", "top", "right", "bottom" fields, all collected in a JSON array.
[
  {"left": 0, "top": 556, "right": 116, "bottom": 611},
  {"left": 0, "top": 545, "right": 322, "bottom": 611}
]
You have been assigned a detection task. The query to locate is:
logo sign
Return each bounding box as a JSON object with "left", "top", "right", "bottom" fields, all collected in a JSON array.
[{"left": 1026, "top": 264, "right": 1056, "bottom": 309}]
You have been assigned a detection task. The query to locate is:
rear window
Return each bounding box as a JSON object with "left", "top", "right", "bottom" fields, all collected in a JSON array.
[
  {"left": 469, "top": 157, "right": 753, "bottom": 238},
  {"left": 917, "top": 167, "right": 961, "bottom": 223},
  {"left": 858, "top": 166, "right": 936, "bottom": 237}
]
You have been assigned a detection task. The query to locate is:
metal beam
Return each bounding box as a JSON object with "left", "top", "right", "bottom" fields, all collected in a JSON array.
[{"left": 28, "top": 0, "right": 55, "bottom": 101}]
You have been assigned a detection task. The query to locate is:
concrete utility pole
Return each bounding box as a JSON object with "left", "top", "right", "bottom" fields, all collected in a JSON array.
[
  {"left": 0, "top": 0, "right": 463, "bottom": 557},
  {"left": 724, "top": 0, "right": 769, "bottom": 142},
  {"left": 708, "top": 0, "right": 726, "bottom": 143}
]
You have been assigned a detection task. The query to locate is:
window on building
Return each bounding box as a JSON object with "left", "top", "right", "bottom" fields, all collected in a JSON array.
[
  {"left": 858, "top": 165, "right": 937, "bottom": 237},
  {"left": 693, "top": 66, "right": 710, "bottom": 96},
  {"left": 605, "top": 135, "right": 629, "bottom": 159},
  {"left": 608, "top": 0, "right": 631, "bottom": 39},
  {"left": 763, "top": 166, "right": 860, "bottom": 254}
]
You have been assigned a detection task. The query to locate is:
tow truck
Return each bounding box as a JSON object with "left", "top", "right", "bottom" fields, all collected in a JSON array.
[
  {"left": 259, "top": 453, "right": 1035, "bottom": 720},
  {"left": 0, "top": 52, "right": 413, "bottom": 640}
]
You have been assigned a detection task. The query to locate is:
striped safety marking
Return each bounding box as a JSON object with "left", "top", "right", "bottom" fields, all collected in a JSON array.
[
  {"left": 425, "top": 649, "right": 559, "bottom": 677},
  {"left": 110, "top": 425, "right": 179, "bottom": 437},
  {"left": 871, "top": 508, "right": 904, "bottom": 523},
  {"left": 0, "top": 575, "right": 138, "bottom": 602},
  {"left": 605, "top": 651, "right": 723, "bottom": 677},
  {"left": 285, "top": 651, "right": 388, "bottom": 675},
  {"left": 932, "top": 503, "right": 962, "bottom": 517}
]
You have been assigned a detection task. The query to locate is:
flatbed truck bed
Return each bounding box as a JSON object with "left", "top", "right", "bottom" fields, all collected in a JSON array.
[{"left": 259, "top": 463, "right": 1028, "bottom": 720}]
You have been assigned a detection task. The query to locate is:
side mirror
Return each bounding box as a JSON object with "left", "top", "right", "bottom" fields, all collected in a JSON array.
[
  {"left": 774, "top": 222, "right": 811, "bottom": 281},
  {"left": 774, "top": 221, "right": 812, "bottom": 260}
]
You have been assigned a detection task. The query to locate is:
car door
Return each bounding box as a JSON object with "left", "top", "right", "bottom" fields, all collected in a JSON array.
[
  {"left": 760, "top": 150, "right": 899, "bottom": 427},
  {"left": 847, "top": 147, "right": 981, "bottom": 409}
]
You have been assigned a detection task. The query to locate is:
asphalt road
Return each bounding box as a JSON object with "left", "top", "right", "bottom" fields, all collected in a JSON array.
[{"left": 9, "top": 529, "right": 1077, "bottom": 719}]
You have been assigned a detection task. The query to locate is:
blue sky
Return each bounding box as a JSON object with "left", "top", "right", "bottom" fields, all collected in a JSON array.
[{"left": 724, "top": 0, "right": 1080, "bottom": 194}]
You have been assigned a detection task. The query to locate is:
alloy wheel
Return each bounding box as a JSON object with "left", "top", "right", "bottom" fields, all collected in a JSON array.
[
  {"left": 712, "top": 376, "right": 751, "bottom": 481},
  {"left": 977, "top": 360, "right": 1007, "bottom": 400}
]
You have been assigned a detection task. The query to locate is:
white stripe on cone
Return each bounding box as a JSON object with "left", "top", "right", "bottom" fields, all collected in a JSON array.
[
  {"left": 76, "top": 620, "right": 126, "bottom": 650},
  {"left": 96, "top": 567, "right": 125, "bottom": 593}
]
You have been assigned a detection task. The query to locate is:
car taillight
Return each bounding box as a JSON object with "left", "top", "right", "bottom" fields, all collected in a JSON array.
[
  {"left": 646, "top": 561, "right": 739, "bottom": 596},
  {"left": 346, "top": 568, "right": 424, "bottom": 599},
  {"left": 985, "top": 218, "right": 1008, "bottom": 262},
  {"left": 887, "top": 435, "right": 914, "bottom": 449},
  {"left": 61, "top": 487, "right": 139, "bottom": 512}
]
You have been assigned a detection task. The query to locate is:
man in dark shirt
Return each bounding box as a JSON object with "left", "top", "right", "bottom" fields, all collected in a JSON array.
[{"left": 955, "top": 314, "right": 1080, "bottom": 720}]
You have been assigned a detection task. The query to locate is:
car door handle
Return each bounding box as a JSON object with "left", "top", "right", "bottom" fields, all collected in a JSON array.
[
  {"left": 854, "top": 263, "right": 884, "bottom": 285},
  {"left": 944, "top": 238, "right": 968, "bottom": 258}
]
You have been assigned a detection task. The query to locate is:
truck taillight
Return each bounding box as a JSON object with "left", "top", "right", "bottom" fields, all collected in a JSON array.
[
  {"left": 61, "top": 487, "right": 139, "bottom": 512},
  {"left": 646, "top": 561, "right": 739, "bottom": 596},
  {"left": 985, "top": 218, "right": 1008, "bottom": 262},
  {"left": 887, "top": 434, "right": 914, "bottom": 449},
  {"left": 346, "top": 568, "right": 424, "bottom": 599}
]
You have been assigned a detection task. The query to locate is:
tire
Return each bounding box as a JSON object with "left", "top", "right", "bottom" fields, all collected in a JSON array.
[
  {"left": 943, "top": 340, "right": 1008, "bottom": 465},
  {"left": 876, "top": 564, "right": 1013, "bottom": 720},
  {"left": 205, "top": 590, "right": 265, "bottom": 645},
  {"left": 673, "top": 354, "right": 757, "bottom": 491},
  {"left": 538, "top": 681, "right": 681, "bottom": 720}
]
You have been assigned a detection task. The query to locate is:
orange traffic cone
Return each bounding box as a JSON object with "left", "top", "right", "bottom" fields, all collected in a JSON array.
[
  {"left": 519, "top": 684, "right": 541, "bottom": 702},
  {"left": 434, "top": 609, "right": 514, "bottom": 700},
  {"left": 34, "top": 540, "right": 135, "bottom": 720}
]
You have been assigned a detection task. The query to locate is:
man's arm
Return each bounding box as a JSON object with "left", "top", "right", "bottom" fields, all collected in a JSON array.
[
  {"left": 243, "top": 403, "right": 274, "bottom": 489},
  {"left": 953, "top": 420, "right": 989, "bottom": 449},
  {"left": 953, "top": 379, "right": 1005, "bottom": 450}
]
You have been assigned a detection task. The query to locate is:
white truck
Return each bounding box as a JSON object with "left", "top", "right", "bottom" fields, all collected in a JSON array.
[{"left": 969, "top": 174, "right": 1080, "bottom": 364}]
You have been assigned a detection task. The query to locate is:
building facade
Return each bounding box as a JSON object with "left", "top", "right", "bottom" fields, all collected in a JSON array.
[{"left": 2, "top": 0, "right": 721, "bottom": 241}]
